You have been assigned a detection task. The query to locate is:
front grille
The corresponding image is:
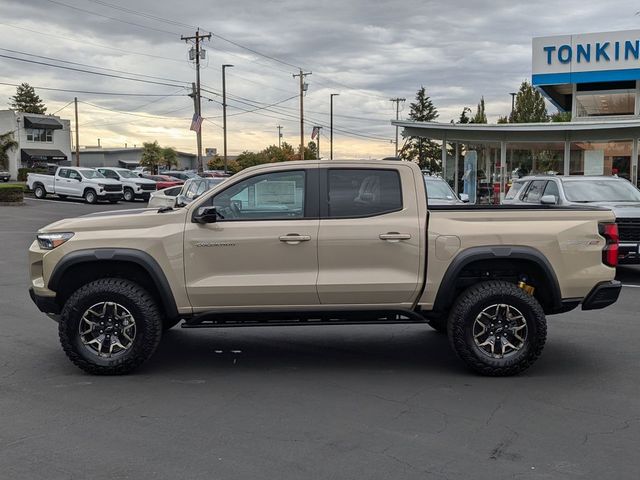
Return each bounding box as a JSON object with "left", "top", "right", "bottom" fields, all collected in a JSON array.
[
  {"left": 140, "top": 184, "right": 156, "bottom": 191},
  {"left": 103, "top": 184, "right": 122, "bottom": 192},
  {"left": 616, "top": 218, "right": 640, "bottom": 242}
]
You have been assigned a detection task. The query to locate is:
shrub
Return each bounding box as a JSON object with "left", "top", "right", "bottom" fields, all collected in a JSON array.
[
  {"left": 0, "top": 184, "right": 24, "bottom": 203},
  {"left": 18, "top": 167, "right": 47, "bottom": 182}
]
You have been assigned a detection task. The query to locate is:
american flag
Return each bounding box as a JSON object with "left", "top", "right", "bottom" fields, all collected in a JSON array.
[
  {"left": 190, "top": 113, "right": 203, "bottom": 132},
  {"left": 311, "top": 126, "right": 320, "bottom": 140}
]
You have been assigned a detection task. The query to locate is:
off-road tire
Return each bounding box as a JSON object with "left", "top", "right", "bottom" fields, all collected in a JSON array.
[
  {"left": 448, "top": 280, "right": 547, "bottom": 376},
  {"left": 123, "top": 188, "right": 135, "bottom": 202},
  {"left": 59, "top": 278, "right": 163, "bottom": 375},
  {"left": 33, "top": 184, "right": 46, "bottom": 199},
  {"left": 84, "top": 189, "right": 97, "bottom": 204}
]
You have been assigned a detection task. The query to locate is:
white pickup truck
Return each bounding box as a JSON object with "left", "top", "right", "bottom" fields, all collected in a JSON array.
[{"left": 27, "top": 167, "right": 123, "bottom": 204}]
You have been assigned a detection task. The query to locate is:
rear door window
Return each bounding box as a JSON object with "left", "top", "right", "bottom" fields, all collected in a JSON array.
[
  {"left": 326, "top": 169, "right": 402, "bottom": 218},
  {"left": 57, "top": 169, "right": 69, "bottom": 178}
]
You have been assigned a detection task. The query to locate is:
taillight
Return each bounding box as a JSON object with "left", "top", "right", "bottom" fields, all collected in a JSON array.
[{"left": 599, "top": 223, "right": 619, "bottom": 268}]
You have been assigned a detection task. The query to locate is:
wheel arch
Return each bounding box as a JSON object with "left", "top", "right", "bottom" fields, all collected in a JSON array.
[
  {"left": 49, "top": 248, "right": 179, "bottom": 321},
  {"left": 432, "top": 246, "right": 562, "bottom": 315}
]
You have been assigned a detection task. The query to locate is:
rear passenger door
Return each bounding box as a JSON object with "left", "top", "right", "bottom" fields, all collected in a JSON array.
[{"left": 316, "top": 166, "right": 422, "bottom": 306}]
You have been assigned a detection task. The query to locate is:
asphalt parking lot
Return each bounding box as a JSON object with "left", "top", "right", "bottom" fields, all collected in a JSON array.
[{"left": 1, "top": 197, "right": 639, "bottom": 479}]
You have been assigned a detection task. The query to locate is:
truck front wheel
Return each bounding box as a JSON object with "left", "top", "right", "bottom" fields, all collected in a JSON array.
[
  {"left": 58, "top": 278, "right": 163, "bottom": 375},
  {"left": 448, "top": 281, "right": 547, "bottom": 377},
  {"left": 84, "top": 189, "right": 97, "bottom": 204}
]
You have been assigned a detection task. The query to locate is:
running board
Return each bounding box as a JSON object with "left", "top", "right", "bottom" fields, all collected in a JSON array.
[{"left": 181, "top": 309, "right": 427, "bottom": 329}]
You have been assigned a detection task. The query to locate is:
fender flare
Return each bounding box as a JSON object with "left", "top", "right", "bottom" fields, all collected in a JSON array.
[
  {"left": 432, "top": 245, "right": 562, "bottom": 313},
  {"left": 48, "top": 248, "right": 179, "bottom": 320}
]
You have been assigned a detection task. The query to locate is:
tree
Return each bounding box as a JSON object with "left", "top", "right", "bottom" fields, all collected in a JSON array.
[
  {"left": 471, "top": 97, "right": 487, "bottom": 124},
  {"left": 399, "top": 86, "right": 441, "bottom": 171},
  {"left": 161, "top": 147, "right": 178, "bottom": 170},
  {"left": 497, "top": 115, "right": 509, "bottom": 124},
  {"left": 9, "top": 83, "right": 47, "bottom": 114},
  {"left": 304, "top": 141, "right": 317, "bottom": 160},
  {"left": 550, "top": 111, "right": 571, "bottom": 122},
  {"left": 510, "top": 80, "right": 548, "bottom": 123},
  {"left": 458, "top": 107, "right": 472, "bottom": 124},
  {"left": 0, "top": 131, "right": 18, "bottom": 170},
  {"left": 140, "top": 141, "right": 163, "bottom": 174}
]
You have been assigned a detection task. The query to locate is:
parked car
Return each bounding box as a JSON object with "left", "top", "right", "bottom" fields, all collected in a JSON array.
[
  {"left": 423, "top": 175, "right": 468, "bottom": 205},
  {"left": 147, "top": 185, "right": 184, "bottom": 209},
  {"left": 27, "top": 167, "right": 123, "bottom": 204},
  {"left": 0, "top": 170, "right": 10, "bottom": 182},
  {"left": 30, "top": 160, "right": 620, "bottom": 376},
  {"left": 139, "top": 174, "right": 184, "bottom": 190},
  {"left": 148, "top": 177, "right": 226, "bottom": 209},
  {"left": 201, "top": 170, "right": 230, "bottom": 178},
  {"left": 503, "top": 174, "right": 640, "bottom": 264},
  {"left": 162, "top": 170, "right": 200, "bottom": 181},
  {"left": 96, "top": 167, "right": 156, "bottom": 202}
]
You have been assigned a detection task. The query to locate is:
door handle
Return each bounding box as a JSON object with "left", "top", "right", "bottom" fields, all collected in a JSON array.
[
  {"left": 379, "top": 232, "right": 411, "bottom": 242},
  {"left": 279, "top": 234, "right": 311, "bottom": 245}
]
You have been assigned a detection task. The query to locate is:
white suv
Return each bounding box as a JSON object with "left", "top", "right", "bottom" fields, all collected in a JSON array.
[{"left": 97, "top": 167, "right": 157, "bottom": 202}]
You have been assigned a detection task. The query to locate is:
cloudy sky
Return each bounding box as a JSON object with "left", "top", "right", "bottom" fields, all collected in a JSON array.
[{"left": 1, "top": 0, "right": 640, "bottom": 158}]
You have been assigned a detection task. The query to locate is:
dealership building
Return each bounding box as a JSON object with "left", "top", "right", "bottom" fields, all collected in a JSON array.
[{"left": 394, "top": 29, "right": 640, "bottom": 203}]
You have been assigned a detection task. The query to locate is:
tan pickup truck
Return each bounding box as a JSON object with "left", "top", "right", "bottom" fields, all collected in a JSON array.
[{"left": 28, "top": 160, "right": 621, "bottom": 376}]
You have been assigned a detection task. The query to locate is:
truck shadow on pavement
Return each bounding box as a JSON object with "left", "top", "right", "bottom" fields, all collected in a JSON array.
[{"left": 140, "top": 326, "right": 599, "bottom": 378}]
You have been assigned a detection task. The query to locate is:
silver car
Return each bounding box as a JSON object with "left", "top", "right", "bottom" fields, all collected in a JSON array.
[
  {"left": 504, "top": 175, "right": 640, "bottom": 264},
  {"left": 148, "top": 177, "right": 226, "bottom": 209},
  {"left": 423, "top": 175, "right": 468, "bottom": 205}
]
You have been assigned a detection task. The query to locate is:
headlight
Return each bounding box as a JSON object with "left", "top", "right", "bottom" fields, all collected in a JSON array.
[
  {"left": 37, "top": 232, "right": 74, "bottom": 250},
  {"left": 97, "top": 183, "right": 105, "bottom": 188}
]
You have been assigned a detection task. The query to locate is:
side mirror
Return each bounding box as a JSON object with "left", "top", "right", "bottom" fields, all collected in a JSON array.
[
  {"left": 459, "top": 193, "right": 469, "bottom": 203},
  {"left": 540, "top": 194, "right": 557, "bottom": 205},
  {"left": 175, "top": 194, "right": 188, "bottom": 208},
  {"left": 193, "top": 206, "right": 220, "bottom": 224}
]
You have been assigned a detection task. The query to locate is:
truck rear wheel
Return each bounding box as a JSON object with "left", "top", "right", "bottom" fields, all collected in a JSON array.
[
  {"left": 33, "top": 184, "right": 46, "bottom": 199},
  {"left": 448, "top": 281, "right": 546, "bottom": 376},
  {"left": 58, "top": 278, "right": 163, "bottom": 375}
]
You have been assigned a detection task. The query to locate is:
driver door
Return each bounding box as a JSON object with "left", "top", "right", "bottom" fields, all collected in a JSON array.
[{"left": 183, "top": 167, "right": 320, "bottom": 310}]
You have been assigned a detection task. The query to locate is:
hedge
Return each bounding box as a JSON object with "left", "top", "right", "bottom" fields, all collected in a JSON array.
[
  {"left": 18, "top": 167, "right": 48, "bottom": 182},
  {"left": 0, "top": 184, "right": 24, "bottom": 203}
]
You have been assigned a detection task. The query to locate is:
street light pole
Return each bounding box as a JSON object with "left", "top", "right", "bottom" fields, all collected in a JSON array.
[
  {"left": 222, "top": 64, "right": 234, "bottom": 174},
  {"left": 277, "top": 125, "right": 283, "bottom": 148},
  {"left": 330, "top": 93, "right": 339, "bottom": 160}
]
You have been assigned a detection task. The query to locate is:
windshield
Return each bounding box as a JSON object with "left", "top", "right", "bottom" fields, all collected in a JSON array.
[
  {"left": 118, "top": 169, "right": 139, "bottom": 179},
  {"left": 424, "top": 178, "right": 456, "bottom": 200},
  {"left": 564, "top": 179, "right": 640, "bottom": 202},
  {"left": 80, "top": 170, "right": 105, "bottom": 179}
]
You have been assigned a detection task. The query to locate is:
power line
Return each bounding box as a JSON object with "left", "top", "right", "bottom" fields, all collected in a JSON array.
[
  {"left": 0, "top": 48, "right": 190, "bottom": 85},
  {"left": 0, "top": 54, "right": 187, "bottom": 88},
  {"left": 52, "top": 100, "right": 74, "bottom": 115},
  {"left": 0, "top": 82, "right": 186, "bottom": 97}
]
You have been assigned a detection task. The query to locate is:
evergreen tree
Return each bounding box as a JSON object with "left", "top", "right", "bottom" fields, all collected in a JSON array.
[
  {"left": 550, "top": 111, "right": 571, "bottom": 122},
  {"left": 9, "top": 83, "right": 47, "bottom": 114},
  {"left": 510, "top": 80, "right": 548, "bottom": 123},
  {"left": 0, "top": 132, "right": 18, "bottom": 170},
  {"left": 399, "top": 86, "right": 441, "bottom": 171},
  {"left": 497, "top": 115, "right": 509, "bottom": 124},
  {"left": 471, "top": 97, "right": 488, "bottom": 124},
  {"left": 458, "top": 107, "right": 472, "bottom": 124}
]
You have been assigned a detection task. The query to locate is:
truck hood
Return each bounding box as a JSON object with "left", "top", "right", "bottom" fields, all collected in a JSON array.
[
  {"left": 91, "top": 178, "right": 122, "bottom": 185},
  {"left": 39, "top": 207, "right": 187, "bottom": 234}
]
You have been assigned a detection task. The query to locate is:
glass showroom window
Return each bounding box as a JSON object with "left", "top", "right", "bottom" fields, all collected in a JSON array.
[
  {"left": 506, "top": 142, "right": 565, "bottom": 180},
  {"left": 570, "top": 141, "right": 632, "bottom": 181},
  {"left": 575, "top": 89, "right": 636, "bottom": 118},
  {"left": 455, "top": 142, "right": 501, "bottom": 204}
]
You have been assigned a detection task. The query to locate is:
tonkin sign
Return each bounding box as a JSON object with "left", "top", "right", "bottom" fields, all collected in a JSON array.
[{"left": 532, "top": 30, "right": 640, "bottom": 86}]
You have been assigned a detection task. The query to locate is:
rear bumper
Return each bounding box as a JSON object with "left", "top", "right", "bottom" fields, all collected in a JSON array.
[
  {"left": 581, "top": 281, "right": 622, "bottom": 310},
  {"left": 29, "top": 287, "right": 61, "bottom": 315}
]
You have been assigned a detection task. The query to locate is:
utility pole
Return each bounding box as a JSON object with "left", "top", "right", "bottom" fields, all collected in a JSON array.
[
  {"left": 222, "top": 64, "right": 233, "bottom": 174},
  {"left": 330, "top": 93, "right": 339, "bottom": 160},
  {"left": 293, "top": 69, "right": 311, "bottom": 159},
  {"left": 277, "top": 125, "right": 283, "bottom": 148},
  {"left": 182, "top": 29, "right": 211, "bottom": 173},
  {"left": 390, "top": 97, "right": 405, "bottom": 157},
  {"left": 74, "top": 97, "right": 79, "bottom": 166}
]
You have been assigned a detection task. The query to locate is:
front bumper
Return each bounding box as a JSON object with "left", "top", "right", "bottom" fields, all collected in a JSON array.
[
  {"left": 581, "top": 281, "right": 622, "bottom": 310},
  {"left": 98, "top": 192, "right": 123, "bottom": 200},
  {"left": 29, "top": 287, "right": 60, "bottom": 315}
]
